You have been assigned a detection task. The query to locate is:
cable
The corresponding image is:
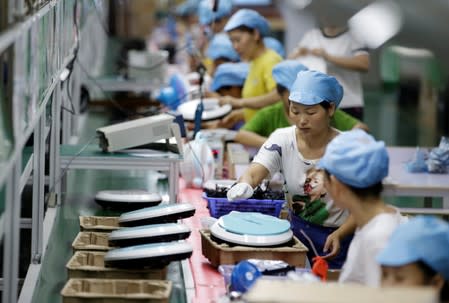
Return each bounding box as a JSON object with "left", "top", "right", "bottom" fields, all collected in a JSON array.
[
  {"left": 76, "top": 59, "right": 138, "bottom": 116},
  {"left": 300, "top": 229, "right": 319, "bottom": 257},
  {"left": 47, "top": 133, "right": 99, "bottom": 196}
]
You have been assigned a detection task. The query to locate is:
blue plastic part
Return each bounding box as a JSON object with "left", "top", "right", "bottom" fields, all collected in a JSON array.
[{"left": 231, "top": 260, "right": 262, "bottom": 293}]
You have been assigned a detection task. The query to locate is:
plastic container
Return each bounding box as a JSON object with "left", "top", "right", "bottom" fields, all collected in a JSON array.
[{"left": 203, "top": 193, "right": 285, "bottom": 218}]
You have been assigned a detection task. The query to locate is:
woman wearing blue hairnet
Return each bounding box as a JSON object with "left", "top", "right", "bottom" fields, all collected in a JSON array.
[
  {"left": 218, "top": 9, "right": 282, "bottom": 128},
  {"left": 227, "top": 70, "right": 354, "bottom": 269},
  {"left": 377, "top": 216, "right": 449, "bottom": 301},
  {"left": 317, "top": 129, "right": 405, "bottom": 285}
]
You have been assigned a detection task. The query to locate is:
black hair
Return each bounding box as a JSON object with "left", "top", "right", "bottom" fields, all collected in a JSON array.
[
  {"left": 276, "top": 84, "right": 288, "bottom": 96},
  {"left": 323, "top": 170, "right": 383, "bottom": 199},
  {"left": 319, "top": 101, "right": 332, "bottom": 110},
  {"left": 347, "top": 182, "right": 384, "bottom": 199},
  {"left": 230, "top": 25, "right": 263, "bottom": 44},
  {"left": 231, "top": 25, "right": 255, "bottom": 34},
  {"left": 417, "top": 261, "right": 449, "bottom": 302},
  {"left": 214, "top": 57, "right": 234, "bottom": 63}
]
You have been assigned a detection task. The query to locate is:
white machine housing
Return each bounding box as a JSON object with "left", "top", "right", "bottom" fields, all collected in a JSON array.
[{"left": 96, "top": 113, "right": 183, "bottom": 154}]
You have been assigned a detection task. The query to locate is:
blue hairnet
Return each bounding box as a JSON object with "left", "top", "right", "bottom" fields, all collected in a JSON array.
[
  {"left": 377, "top": 215, "right": 449, "bottom": 280},
  {"left": 175, "top": 0, "right": 201, "bottom": 17},
  {"left": 272, "top": 60, "right": 309, "bottom": 91},
  {"left": 289, "top": 70, "right": 343, "bottom": 107},
  {"left": 210, "top": 62, "right": 249, "bottom": 92},
  {"left": 206, "top": 33, "right": 240, "bottom": 61},
  {"left": 317, "top": 129, "right": 389, "bottom": 188},
  {"left": 263, "top": 37, "right": 285, "bottom": 58},
  {"left": 224, "top": 9, "right": 270, "bottom": 37},
  {"left": 198, "top": 0, "right": 233, "bottom": 25}
]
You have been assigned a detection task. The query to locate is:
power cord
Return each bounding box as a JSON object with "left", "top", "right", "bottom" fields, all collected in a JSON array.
[{"left": 47, "top": 133, "right": 99, "bottom": 197}]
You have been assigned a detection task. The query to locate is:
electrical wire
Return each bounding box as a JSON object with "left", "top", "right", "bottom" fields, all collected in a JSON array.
[
  {"left": 47, "top": 133, "right": 99, "bottom": 196},
  {"left": 300, "top": 229, "right": 319, "bottom": 257},
  {"left": 76, "top": 59, "right": 140, "bottom": 116}
]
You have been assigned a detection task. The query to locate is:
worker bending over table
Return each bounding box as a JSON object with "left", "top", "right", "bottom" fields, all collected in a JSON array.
[
  {"left": 234, "top": 60, "right": 369, "bottom": 148},
  {"left": 219, "top": 9, "right": 282, "bottom": 128},
  {"left": 227, "top": 70, "right": 352, "bottom": 269},
  {"left": 318, "top": 129, "right": 406, "bottom": 286}
]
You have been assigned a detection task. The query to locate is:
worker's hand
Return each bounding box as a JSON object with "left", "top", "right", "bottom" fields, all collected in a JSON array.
[
  {"left": 227, "top": 183, "right": 254, "bottom": 201},
  {"left": 352, "top": 122, "right": 370, "bottom": 133},
  {"left": 287, "top": 47, "right": 309, "bottom": 59},
  {"left": 218, "top": 109, "right": 244, "bottom": 129},
  {"left": 310, "top": 48, "right": 328, "bottom": 60},
  {"left": 322, "top": 231, "right": 341, "bottom": 260},
  {"left": 219, "top": 96, "right": 243, "bottom": 108}
]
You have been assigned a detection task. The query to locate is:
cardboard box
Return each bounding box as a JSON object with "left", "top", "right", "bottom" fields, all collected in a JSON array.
[
  {"left": 72, "top": 232, "right": 113, "bottom": 251},
  {"left": 226, "top": 143, "right": 250, "bottom": 179},
  {"left": 244, "top": 279, "right": 438, "bottom": 303},
  {"left": 61, "top": 278, "right": 172, "bottom": 303},
  {"left": 200, "top": 229, "right": 308, "bottom": 268},
  {"left": 66, "top": 251, "right": 167, "bottom": 280},
  {"left": 79, "top": 216, "right": 119, "bottom": 232}
]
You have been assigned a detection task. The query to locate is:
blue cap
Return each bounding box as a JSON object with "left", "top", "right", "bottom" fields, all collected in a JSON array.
[
  {"left": 377, "top": 216, "right": 449, "bottom": 280},
  {"left": 175, "top": 0, "right": 200, "bottom": 17},
  {"left": 317, "top": 129, "right": 389, "bottom": 188},
  {"left": 210, "top": 62, "right": 249, "bottom": 92},
  {"left": 289, "top": 70, "right": 343, "bottom": 107},
  {"left": 198, "top": 0, "right": 233, "bottom": 25},
  {"left": 206, "top": 33, "right": 240, "bottom": 61},
  {"left": 272, "top": 60, "right": 309, "bottom": 91},
  {"left": 264, "top": 37, "right": 285, "bottom": 58},
  {"left": 224, "top": 9, "right": 270, "bottom": 37},
  {"left": 231, "top": 260, "right": 262, "bottom": 293}
]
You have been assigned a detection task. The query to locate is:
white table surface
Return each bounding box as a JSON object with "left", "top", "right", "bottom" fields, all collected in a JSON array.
[{"left": 384, "top": 147, "right": 449, "bottom": 208}]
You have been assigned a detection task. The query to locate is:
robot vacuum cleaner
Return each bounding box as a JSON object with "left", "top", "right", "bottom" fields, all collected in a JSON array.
[
  {"left": 177, "top": 98, "right": 232, "bottom": 121},
  {"left": 210, "top": 211, "right": 293, "bottom": 247},
  {"left": 104, "top": 241, "right": 193, "bottom": 269},
  {"left": 108, "top": 223, "right": 191, "bottom": 247},
  {"left": 94, "top": 190, "right": 162, "bottom": 210},
  {"left": 118, "top": 203, "right": 196, "bottom": 227}
]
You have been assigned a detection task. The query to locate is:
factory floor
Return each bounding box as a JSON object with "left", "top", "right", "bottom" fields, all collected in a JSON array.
[{"left": 11, "top": 84, "right": 446, "bottom": 302}]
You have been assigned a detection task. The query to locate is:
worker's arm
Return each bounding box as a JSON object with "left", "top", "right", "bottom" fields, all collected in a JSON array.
[
  {"left": 234, "top": 129, "right": 268, "bottom": 148},
  {"left": 311, "top": 48, "right": 370, "bottom": 72},
  {"left": 218, "top": 109, "right": 244, "bottom": 129},
  {"left": 322, "top": 214, "right": 356, "bottom": 259},
  {"left": 352, "top": 121, "right": 370, "bottom": 132},
  {"left": 219, "top": 90, "right": 280, "bottom": 109},
  {"left": 238, "top": 162, "right": 270, "bottom": 188}
]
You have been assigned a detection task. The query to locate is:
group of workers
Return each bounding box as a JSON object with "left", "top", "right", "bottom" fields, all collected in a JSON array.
[{"left": 171, "top": 1, "right": 449, "bottom": 301}]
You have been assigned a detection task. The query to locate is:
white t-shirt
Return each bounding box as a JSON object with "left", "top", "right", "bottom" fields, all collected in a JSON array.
[
  {"left": 338, "top": 209, "right": 406, "bottom": 287},
  {"left": 252, "top": 126, "right": 348, "bottom": 227},
  {"left": 296, "top": 28, "right": 368, "bottom": 109}
]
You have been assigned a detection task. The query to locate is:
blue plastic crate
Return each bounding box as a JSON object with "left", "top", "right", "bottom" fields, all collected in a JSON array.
[{"left": 203, "top": 192, "right": 285, "bottom": 218}]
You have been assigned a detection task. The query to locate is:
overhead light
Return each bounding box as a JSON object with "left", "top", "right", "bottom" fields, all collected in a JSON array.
[{"left": 349, "top": 0, "right": 402, "bottom": 49}]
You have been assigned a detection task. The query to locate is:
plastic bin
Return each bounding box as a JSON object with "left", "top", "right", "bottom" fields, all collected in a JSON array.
[{"left": 203, "top": 193, "right": 285, "bottom": 218}]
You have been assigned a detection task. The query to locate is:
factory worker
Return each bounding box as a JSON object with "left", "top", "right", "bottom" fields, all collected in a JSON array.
[
  {"left": 234, "top": 60, "right": 369, "bottom": 148},
  {"left": 317, "top": 129, "right": 405, "bottom": 286},
  {"left": 227, "top": 70, "right": 352, "bottom": 269},
  {"left": 175, "top": 0, "right": 202, "bottom": 69},
  {"left": 198, "top": 0, "right": 233, "bottom": 35},
  {"left": 377, "top": 216, "right": 449, "bottom": 302},
  {"left": 206, "top": 33, "right": 240, "bottom": 76},
  {"left": 219, "top": 9, "right": 282, "bottom": 128},
  {"left": 210, "top": 62, "right": 248, "bottom": 98},
  {"left": 263, "top": 37, "right": 286, "bottom": 58},
  {"left": 187, "top": 62, "right": 249, "bottom": 131}
]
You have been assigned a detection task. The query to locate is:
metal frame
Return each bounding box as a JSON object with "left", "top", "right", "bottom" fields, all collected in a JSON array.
[
  {"left": 0, "top": 0, "right": 79, "bottom": 301},
  {"left": 59, "top": 153, "right": 182, "bottom": 203}
]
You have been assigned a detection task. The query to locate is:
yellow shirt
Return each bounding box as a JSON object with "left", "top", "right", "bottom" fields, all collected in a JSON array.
[{"left": 242, "top": 49, "right": 282, "bottom": 121}]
